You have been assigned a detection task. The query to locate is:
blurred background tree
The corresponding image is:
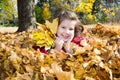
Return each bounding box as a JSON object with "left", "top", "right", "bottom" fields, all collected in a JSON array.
[
  {"left": 34, "top": 0, "right": 120, "bottom": 24},
  {"left": 17, "top": 0, "right": 36, "bottom": 32},
  {"left": 35, "top": 0, "right": 70, "bottom": 24},
  {"left": 0, "top": 0, "right": 120, "bottom": 29},
  {"left": 0, "top": 0, "right": 17, "bottom": 26},
  {"left": 35, "top": 6, "right": 44, "bottom": 23}
]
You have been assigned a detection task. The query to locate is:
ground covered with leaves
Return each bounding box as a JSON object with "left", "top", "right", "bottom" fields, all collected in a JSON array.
[{"left": 0, "top": 24, "right": 120, "bottom": 80}]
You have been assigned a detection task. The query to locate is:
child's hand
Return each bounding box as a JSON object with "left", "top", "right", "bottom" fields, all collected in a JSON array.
[
  {"left": 54, "top": 37, "right": 64, "bottom": 51},
  {"left": 64, "top": 40, "right": 73, "bottom": 54}
]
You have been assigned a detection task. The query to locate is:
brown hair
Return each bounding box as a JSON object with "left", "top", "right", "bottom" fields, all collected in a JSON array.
[
  {"left": 74, "top": 21, "right": 84, "bottom": 36},
  {"left": 58, "top": 10, "right": 84, "bottom": 36},
  {"left": 58, "top": 10, "right": 79, "bottom": 25}
]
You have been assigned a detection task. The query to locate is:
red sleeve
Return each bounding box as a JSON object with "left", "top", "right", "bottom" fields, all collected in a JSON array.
[
  {"left": 71, "top": 35, "right": 86, "bottom": 46},
  {"left": 32, "top": 46, "right": 50, "bottom": 54}
]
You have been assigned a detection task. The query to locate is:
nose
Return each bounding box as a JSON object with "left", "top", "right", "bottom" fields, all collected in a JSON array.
[{"left": 66, "top": 29, "right": 70, "bottom": 34}]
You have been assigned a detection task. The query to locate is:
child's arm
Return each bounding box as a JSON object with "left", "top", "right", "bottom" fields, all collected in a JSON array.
[
  {"left": 54, "top": 37, "right": 73, "bottom": 54},
  {"left": 72, "top": 35, "right": 91, "bottom": 51},
  {"left": 54, "top": 37, "right": 64, "bottom": 51},
  {"left": 64, "top": 41, "right": 73, "bottom": 54}
]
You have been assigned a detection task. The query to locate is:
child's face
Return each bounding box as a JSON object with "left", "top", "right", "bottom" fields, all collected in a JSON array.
[{"left": 57, "top": 19, "right": 76, "bottom": 42}]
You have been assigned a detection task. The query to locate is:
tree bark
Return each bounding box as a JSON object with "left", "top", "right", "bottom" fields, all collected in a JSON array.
[{"left": 17, "top": 0, "right": 36, "bottom": 32}]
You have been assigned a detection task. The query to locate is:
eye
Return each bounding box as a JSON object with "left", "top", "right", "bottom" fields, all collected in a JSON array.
[
  {"left": 61, "top": 26, "right": 65, "bottom": 29},
  {"left": 69, "top": 28, "right": 74, "bottom": 31}
]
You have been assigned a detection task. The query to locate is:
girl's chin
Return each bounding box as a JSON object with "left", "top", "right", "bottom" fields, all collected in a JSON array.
[
  {"left": 61, "top": 36, "right": 72, "bottom": 42},
  {"left": 63, "top": 38, "right": 70, "bottom": 42}
]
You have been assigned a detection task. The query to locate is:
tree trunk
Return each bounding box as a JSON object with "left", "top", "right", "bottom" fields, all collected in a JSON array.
[{"left": 17, "top": 0, "right": 36, "bottom": 32}]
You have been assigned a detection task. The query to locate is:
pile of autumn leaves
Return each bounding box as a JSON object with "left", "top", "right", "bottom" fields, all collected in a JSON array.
[{"left": 0, "top": 24, "right": 120, "bottom": 80}]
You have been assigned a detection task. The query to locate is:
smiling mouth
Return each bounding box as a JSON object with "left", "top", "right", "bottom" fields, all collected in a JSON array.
[
  {"left": 62, "top": 35, "right": 70, "bottom": 40},
  {"left": 63, "top": 36, "right": 69, "bottom": 39}
]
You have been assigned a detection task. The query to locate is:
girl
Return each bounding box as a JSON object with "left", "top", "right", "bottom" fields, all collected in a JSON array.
[
  {"left": 33, "top": 10, "right": 89, "bottom": 55},
  {"left": 54, "top": 10, "right": 88, "bottom": 54}
]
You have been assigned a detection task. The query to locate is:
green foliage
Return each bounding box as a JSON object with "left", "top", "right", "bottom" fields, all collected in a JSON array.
[
  {"left": 0, "top": 0, "right": 17, "bottom": 25},
  {"left": 49, "top": 0, "right": 70, "bottom": 20},
  {"left": 95, "top": 10, "right": 108, "bottom": 23},
  {"left": 49, "top": 0, "right": 63, "bottom": 19},
  {"left": 74, "top": 0, "right": 96, "bottom": 24},
  {"left": 35, "top": 0, "right": 52, "bottom": 23},
  {"left": 73, "top": 0, "right": 119, "bottom": 24},
  {"left": 36, "top": 0, "right": 47, "bottom": 8},
  {"left": 92, "top": 0, "right": 101, "bottom": 15},
  {"left": 35, "top": 0, "right": 120, "bottom": 24},
  {"left": 35, "top": 0, "right": 70, "bottom": 22},
  {"left": 35, "top": 6, "right": 45, "bottom": 24},
  {"left": 0, "top": 0, "right": 1, "bottom": 3}
]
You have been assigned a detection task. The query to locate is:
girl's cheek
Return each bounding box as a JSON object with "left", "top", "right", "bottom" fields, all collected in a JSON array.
[{"left": 71, "top": 32, "right": 75, "bottom": 38}]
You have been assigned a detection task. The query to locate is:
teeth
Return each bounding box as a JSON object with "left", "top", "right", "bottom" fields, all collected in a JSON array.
[
  {"left": 63, "top": 34, "right": 69, "bottom": 37},
  {"left": 63, "top": 35, "right": 69, "bottom": 38},
  {"left": 61, "top": 34, "right": 70, "bottom": 40}
]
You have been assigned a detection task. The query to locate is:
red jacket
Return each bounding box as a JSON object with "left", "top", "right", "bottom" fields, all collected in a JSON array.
[{"left": 33, "top": 35, "right": 86, "bottom": 54}]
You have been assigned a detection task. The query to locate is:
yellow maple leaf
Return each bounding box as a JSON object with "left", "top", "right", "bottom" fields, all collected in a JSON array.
[
  {"left": 51, "top": 63, "right": 75, "bottom": 80},
  {"left": 45, "top": 18, "right": 58, "bottom": 34},
  {"left": 33, "top": 22, "right": 56, "bottom": 50},
  {"left": 35, "top": 22, "right": 47, "bottom": 31}
]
